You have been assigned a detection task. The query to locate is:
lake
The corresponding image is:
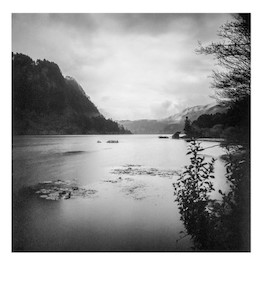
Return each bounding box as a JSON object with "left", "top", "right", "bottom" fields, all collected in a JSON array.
[{"left": 12, "top": 134, "right": 227, "bottom": 251}]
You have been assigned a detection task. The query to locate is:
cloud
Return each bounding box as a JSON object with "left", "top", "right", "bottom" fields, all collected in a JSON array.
[
  {"left": 12, "top": 13, "right": 234, "bottom": 120},
  {"left": 150, "top": 100, "right": 184, "bottom": 119}
]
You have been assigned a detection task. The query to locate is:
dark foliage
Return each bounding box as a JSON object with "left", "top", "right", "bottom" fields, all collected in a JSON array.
[
  {"left": 196, "top": 14, "right": 250, "bottom": 103},
  {"left": 173, "top": 141, "right": 216, "bottom": 249},
  {"left": 190, "top": 101, "right": 249, "bottom": 144},
  {"left": 194, "top": 14, "right": 250, "bottom": 145},
  {"left": 183, "top": 116, "right": 192, "bottom": 137},
  {"left": 174, "top": 15, "right": 250, "bottom": 250},
  {"left": 174, "top": 141, "right": 250, "bottom": 250},
  {"left": 192, "top": 113, "right": 225, "bottom": 129},
  {"left": 12, "top": 53, "right": 131, "bottom": 134}
]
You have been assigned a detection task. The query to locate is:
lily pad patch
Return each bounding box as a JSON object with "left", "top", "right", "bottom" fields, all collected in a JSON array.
[
  {"left": 33, "top": 180, "right": 97, "bottom": 201},
  {"left": 111, "top": 166, "right": 179, "bottom": 178}
]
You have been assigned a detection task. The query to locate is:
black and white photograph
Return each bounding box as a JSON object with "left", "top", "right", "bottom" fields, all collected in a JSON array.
[{"left": 12, "top": 13, "right": 250, "bottom": 252}]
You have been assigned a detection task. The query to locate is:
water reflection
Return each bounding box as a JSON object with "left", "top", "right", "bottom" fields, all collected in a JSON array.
[{"left": 13, "top": 135, "right": 227, "bottom": 251}]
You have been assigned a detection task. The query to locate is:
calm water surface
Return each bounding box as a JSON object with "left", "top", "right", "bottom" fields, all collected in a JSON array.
[{"left": 13, "top": 135, "right": 227, "bottom": 251}]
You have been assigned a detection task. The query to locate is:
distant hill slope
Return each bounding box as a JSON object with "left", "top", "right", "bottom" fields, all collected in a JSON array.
[
  {"left": 163, "top": 103, "right": 227, "bottom": 124},
  {"left": 161, "top": 103, "right": 228, "bottom": 133},
  {"left": 119, "top": 103, "right": 228, "bottom": 134},
  {"left": 118, "top": 119, "right": 167, "bottom": 134},
  {"left": 12, "top": 53, "right": 130, "bottom": 134}
]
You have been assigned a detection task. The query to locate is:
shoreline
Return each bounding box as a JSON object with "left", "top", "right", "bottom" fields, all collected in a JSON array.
[{"left": 195, "top": 138, "right": 225, "bottom": 143}]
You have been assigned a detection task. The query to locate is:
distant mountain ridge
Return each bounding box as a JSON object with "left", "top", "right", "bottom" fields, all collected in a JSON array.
[
  {"left": 163, "top": 103, "right": 227, "bottom": 124},
  {"left": 12, "top": 53, "right": 130, "bottom": 135},
  {"left": 119, "top": 103, "right": 228, "bottom": 134}
]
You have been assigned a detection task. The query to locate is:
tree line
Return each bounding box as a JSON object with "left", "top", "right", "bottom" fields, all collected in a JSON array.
[{"left": 174, "top": 14, "right": 250, "bottom": 250}]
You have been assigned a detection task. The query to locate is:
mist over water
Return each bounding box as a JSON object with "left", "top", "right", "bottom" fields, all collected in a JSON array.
[{"left": 13, "top": 135, "right": 227, "bottom": 251}]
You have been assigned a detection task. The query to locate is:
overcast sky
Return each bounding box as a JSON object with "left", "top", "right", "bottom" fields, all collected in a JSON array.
[{"left": 12, "top": 13, "right": 233, "bottom": 120}]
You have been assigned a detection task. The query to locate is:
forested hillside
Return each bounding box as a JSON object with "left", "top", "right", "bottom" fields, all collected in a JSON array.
[{"left": 12, "top": 53, "right": 130, "bottom": 134}]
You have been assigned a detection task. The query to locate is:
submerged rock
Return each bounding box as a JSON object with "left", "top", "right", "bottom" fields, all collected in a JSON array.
[{"left": 172, "top": 132, "right": 181, "bottom": 139}]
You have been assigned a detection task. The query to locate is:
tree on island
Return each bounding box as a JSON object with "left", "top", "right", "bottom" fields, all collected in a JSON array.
[{"left": 184, "top": 116, "right": 192, "bottom": 137}]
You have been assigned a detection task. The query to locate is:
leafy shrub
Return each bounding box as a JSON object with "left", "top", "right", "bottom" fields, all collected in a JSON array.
[
  {"left": 173, "top": 140, "right": 217, "bottom": 249},
  {"left": 173, "top": 140, "right": 250, "bottom": 250}
]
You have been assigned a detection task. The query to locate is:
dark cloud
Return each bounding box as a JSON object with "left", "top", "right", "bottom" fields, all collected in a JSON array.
[
  {"left": 28, "top": 13, "right": 233, "bottom": 38},
  {"left": 42, "top": 13, "right": 179, "bottom": 35},
  {"left": 48, "top": 13, "right": 99, "bottom": 32}
]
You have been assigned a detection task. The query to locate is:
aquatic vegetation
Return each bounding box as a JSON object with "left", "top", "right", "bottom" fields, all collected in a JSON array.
[
  {"left": 111, "top": 165, "right": 178, "bottom": 178},
  {"left": 33, "top": 180, "right": 97, "bottom": 201}
]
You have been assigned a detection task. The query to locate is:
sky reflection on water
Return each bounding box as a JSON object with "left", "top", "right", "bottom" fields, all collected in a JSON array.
[{"left": 13, "top": 135, "right": 227, "bottom": 251}]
